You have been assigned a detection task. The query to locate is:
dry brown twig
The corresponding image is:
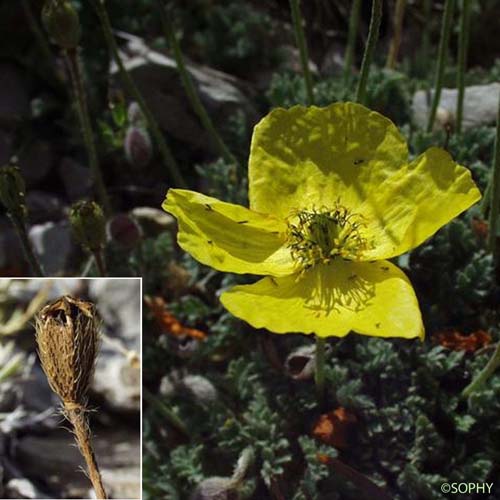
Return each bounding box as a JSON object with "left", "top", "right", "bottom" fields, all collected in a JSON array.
[{"left": 35, "top": 295, "right": 107, "bottom": 499}]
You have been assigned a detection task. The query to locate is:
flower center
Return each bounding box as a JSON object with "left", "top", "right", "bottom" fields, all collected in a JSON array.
[{"left": 287, "top": 204, "right": 369, "bottom": 270}]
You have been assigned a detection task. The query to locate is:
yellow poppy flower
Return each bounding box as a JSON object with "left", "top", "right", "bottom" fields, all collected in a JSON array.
[{"left": 163, "top": 102, "right": 481, "bottom": 339}]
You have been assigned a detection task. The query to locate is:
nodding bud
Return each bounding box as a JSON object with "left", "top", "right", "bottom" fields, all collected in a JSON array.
[
  {"left": 127, "top": 102, "right": 146, "bottom": 126},
  {"left": 0, "top": 165, "right": 27, "bottom": 222},
  {"left": 190, "top": 447, "right": 254, "bottom": 500},
  {"left": 106, "top": 213, "right": 143, "bottom": 249},
  {"left": 35, "top": 295, "right": 100, "bottom": 408},
  {"left": 124, "top": 126, "right": 153, "bottom": 168},
  {"left": 69, "top": 200, "right": 106, "bottom": 252},
  {"left": 42, "top": 0, "right": 81, "bottom": 50},
  {"left": 285, "top": 343, "right": 332, "bottom": 380}
]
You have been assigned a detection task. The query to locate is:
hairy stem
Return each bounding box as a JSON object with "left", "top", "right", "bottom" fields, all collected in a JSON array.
[
  {"left": 155, "top": 0, "right": 238, "bottom": 168},
  {"left": 66, "top": 408, "right": 107, "bottom": 499},
  {"left": 456, "top": 0, "right": 471, "bottom": 134},
  {"left": 11, "top": 217, "right": 44, "bottom": 277},
  {"left": 289, "top": 0, "right": 314, "bottom": 105},
  {"left": 427, "top": 0, "right": 455, "bottom": 132},
  {"left": 487, "top": 90, "right": 500, "bottom": 257},
  {"left": 386, "top": 0, "right": 407, "bottom": 69},
  {"left": 92, "top": 0, "right": 187, "bottom": 188},
  {"left": 462, "top": 342, "right": 500, "bottom": 399},
  {"left": 315, "top": 336, "right": 326, "bottom": 408},
  {"left": 65, "top": 49, "right": 111, "bottom": 214},
  {"left": 343, "top": 0, "right": 362, "bottom": 85},
  {"left": 355, "top": 0, "right": 383, "bottom": 105}
]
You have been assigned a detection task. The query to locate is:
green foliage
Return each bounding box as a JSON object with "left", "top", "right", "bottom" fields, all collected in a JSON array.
[
  {"left": 266, "top": 68, "right": 412, "bottom": 125},
  {"left": 170, "top": 0, "right": 281, "bottom": 76}
]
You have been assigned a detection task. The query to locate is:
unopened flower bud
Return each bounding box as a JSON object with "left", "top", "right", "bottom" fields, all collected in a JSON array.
[
  {"left": 127, "top": 102, "right": 145, "bottom": 126},
  {"left": 0, "top": 165, "right": 27, "bottom": 222},
  {"left": 124, "top": 126, "right": 152, "bottom": 168},
  {"left": 106, "top": 213, "right": 143, "bottom": 248},
  {"left": 190, "top": 448, "right": 254, "bottom": 500},
  {"left": 69, "top": 200, "right": 106, "bottom": 252},
  {"left": 42, "top": 0, "right": 81, "bottom": 50}
]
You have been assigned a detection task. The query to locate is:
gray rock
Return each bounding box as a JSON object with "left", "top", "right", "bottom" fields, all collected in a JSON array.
[
  {"left": 0, "top": 129, "right": 14, "bottom": 165},
  {"left": 0, "top": 219, "right": 25, "bottom": 275},
  {"left": 28, "top": 221, "right": 73, "bottom": 275},
  {"left": 5, "top": 478, "right": 48, "bottom": 499},
  {"left": 18, "top": 140, "right": 53, "bottom": 187},
  {"left": 131, "top": 206, "right": 175, "bottom": 235},
  {"left": 16, "top": 428, "right": 140, "bottom": 499},
  {"left": 412, "top": 83, "right": 500, "bottom": 131},
  {"left": 89, "top": 279, "right": 141, "bottom": 411},
  {"left": 58, "top": 157, "right": 93, "bottom": 201},
  {"left": 26, "top": 191, "right": 65, "bottom": 224},
  {"left": 110, "top": 34, "right": 258, "bottom": 154},
  {"left": 0, "top": 63, "right": 31, "bottom": 126}
]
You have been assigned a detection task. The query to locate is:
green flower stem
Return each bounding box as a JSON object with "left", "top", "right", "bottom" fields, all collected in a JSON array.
[
  {"left": 421, "top": 0, "right": 432, "bottom": 76},
  {"left": 11, "top": 217, "right": 44, "bottom": 277},
  {"left": 92, "top": 0, "right": 187, "bottom": 188},
  {"left": 155, "top": 0, "right": 238, "bottom": 168},
  {"left": 289, "top": 0, "right": 314, "bottom": 105},
  {"left": 427, "top": 0, "right": 455, "bottom": 132},
  {"left": 456, "top": 0, "right": 471, "bottom": 134},
  {"left": 343, "top": 0, "right": 361, "bottom": 85},
  {"left": 355, "top": 0, "right": 383, "bottom": 105},
  {"left": 386, "top": 0, "right": 407, "bottom": 69},
  {"left": 92, "top": 249, "right": 107, "bottom": 277},
  {"left": 65, "top": 49, "right": 111, "bottom": 214},
  {"left": 315, "top": 336, "right": 326, "bottom": 408},
  {"left": 143, "top": 388, "right": 189, "bottom": 438},
  {"left": 487, "top": 91, "right": 500, "bottom": 256},
  {"left": 462, "top": 342, "right": 500, "bottom": 398}
]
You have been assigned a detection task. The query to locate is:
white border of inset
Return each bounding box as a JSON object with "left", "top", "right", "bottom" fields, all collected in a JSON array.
[{"left": 0, "top": 276, "right": 143, "bottom": 500}]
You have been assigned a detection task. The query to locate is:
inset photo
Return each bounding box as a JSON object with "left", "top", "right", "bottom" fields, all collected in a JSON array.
[{"left": 0, "top": 278, "right": 141, "bottom": 499}]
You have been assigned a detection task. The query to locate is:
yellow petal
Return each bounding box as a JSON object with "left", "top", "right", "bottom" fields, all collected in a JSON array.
[
  {"left": 249, "top": 102, "right": 408, "bottom": 218},
  {"left": 359, "top": 147, "right": 481, "bottom": 259},
  {"left": 221, "top": 259, "right": 423, "bottom": 339},
  {"left": 162, "top": 189, "right": 295, "bottom": 276}
]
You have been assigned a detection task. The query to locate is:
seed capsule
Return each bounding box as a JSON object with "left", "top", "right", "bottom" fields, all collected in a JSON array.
[
  {"left": 69, "top": 200, "right": 106, "bottom": 252},
  {"left": 42, "top": 0, "right": 81, "bottom": 50},
  {"left": 35, "top": 295, "right": 99, "bottom": 407}
]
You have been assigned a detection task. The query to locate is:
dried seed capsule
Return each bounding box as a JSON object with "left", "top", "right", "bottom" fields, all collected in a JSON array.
[
  {"left": 69, "top": 200, "right": 106, "bottom": 252},
  {"left": 42, "top": 0, "right": 81, "bottom": 50},
  {"left": 35, "top": 295, "right": 99, "bottom": 407},
  {"left": 36, "top": 296, "right": 107, "bottom": 498},
  {"left": 0, "top": 165, "right": 27, "bottom": 222}
]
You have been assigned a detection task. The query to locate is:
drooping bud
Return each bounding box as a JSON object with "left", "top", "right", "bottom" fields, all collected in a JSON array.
[
  {"left": 127, "top": 102, "right": 146, "bottom": 126},
  {"left": 190, "top": 447, "right": 254, "bottom": 500},
  {"left": 0, "top": 165, "right": 27, "bottom": 222},
  {"left": 106, "top": 213, "right": 143, "bottom": 249},
  {"left": 42, "top": 0, "right": 81, "bottom": 50},
  {"left": 69, "top": 200, "right": 106, "bottom": 252},
  {"left": 124, "top": 126, "right": 153, "bottom": 168}
]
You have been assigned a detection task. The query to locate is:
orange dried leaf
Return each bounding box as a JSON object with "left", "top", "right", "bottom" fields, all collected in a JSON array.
[
  {"left": 434, "top": 328, "right": 491, "bottom": 352},
  {"left": 145, "top": 296, "right": 207, "bottom": 340},
  {"left": 312, "top": 407, "right": 357, "bottom": 449},
  {"left": 471, "top": 218, "right": 488, "bottom": 239}
]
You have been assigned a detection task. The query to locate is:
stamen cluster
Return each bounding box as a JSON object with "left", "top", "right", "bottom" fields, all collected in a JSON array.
[{"left": 287, "top": 204, "right": 368, "bottom": 270}]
